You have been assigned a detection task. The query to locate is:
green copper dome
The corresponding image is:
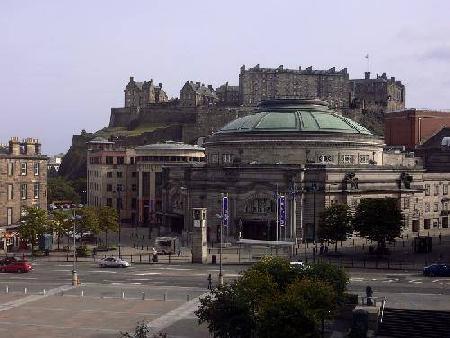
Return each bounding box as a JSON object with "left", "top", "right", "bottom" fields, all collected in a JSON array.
[{"left": 219, "top": 99, "right": 372, "bottom": 135}]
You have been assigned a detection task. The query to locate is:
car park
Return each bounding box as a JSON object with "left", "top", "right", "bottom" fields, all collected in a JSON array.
[
  {"left": 423, "top": 263, "right": 450, "bottom": 277},
  {"left": 98, "top": 256, "right": 130, "bottom": 268},
  {"left": 0, "top": 259, "right": 32, "bottom": 273}
]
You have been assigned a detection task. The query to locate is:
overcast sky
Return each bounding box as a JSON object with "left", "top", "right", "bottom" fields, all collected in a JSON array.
[{"left": 1, "top": 0, "right": 449, "bottom": 154}]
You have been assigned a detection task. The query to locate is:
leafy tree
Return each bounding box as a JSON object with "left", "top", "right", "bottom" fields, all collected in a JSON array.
[
  {"left": 97, "top": 206, "right": 119, "bottom": 249},
  {"left": 50, "top": 210, "right": 73, "bottom": 250},
  {"left": 196, "top": 258, "right": 348, "bottom": 338},
  {"left": 75, "top": 206, "right": 100, "bottom": 243},
  {"left": 47, "top": 177, "right": 80, "bottom": 204},
  {"left": 318, "top": 204, "right": 353, "bottom": 252},
  {"left": 352, "top": 198, "right": 404, "bottom": 250},
  {"left": 19, "top": 206, "right": 48, "bottom": 253}
]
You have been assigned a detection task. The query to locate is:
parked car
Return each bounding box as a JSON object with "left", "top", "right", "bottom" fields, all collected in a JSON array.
[
  {"left": 98, "top": 256, "right": 130, "bottom": 268},
  {"left": 423, "top": 263, "right": 450, "bottom": 277},
  {"left": 0, "top": 259, "right": 32, "bottom": 273}
]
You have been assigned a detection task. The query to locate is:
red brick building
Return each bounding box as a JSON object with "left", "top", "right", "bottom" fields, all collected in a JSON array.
[{"left": 384, "top": 109, "right": 450, "bottom": 150}]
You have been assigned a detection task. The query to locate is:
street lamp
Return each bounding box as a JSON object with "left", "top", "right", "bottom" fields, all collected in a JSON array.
[
  {"left": 71, "top": 211, "right": 82, "bottom": 286},
  {"left": 114, "top": 186, "right": 123, "bottom": 257}
]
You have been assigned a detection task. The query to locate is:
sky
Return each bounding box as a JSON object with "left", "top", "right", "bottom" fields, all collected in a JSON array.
[{"left": 1, "top": 0, "right": 450, "bottom": 154}]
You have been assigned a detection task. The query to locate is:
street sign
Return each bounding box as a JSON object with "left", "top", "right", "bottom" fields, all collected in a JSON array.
[
  {"left": 278, "top": 195, "right": 286, "bottom": 227},
  {"left": 222, "top": 195, "right": 229, "bottom": 227}
]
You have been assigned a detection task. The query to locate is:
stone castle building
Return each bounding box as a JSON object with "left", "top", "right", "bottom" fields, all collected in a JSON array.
[
  {"left": 0, "top": 137, "right": 48, "bottom": 250},
  {"left": 124, "top": 77, "right": 168, "bottom": 108},
  {"left": 239, "top": 64, "right": 351, "bottom": 108},
  {"left": 350, "top": 72, "right": 405, "bottom": 113},
  {"left": 180, "top": 81, "right": 218, "bottom": 107}
]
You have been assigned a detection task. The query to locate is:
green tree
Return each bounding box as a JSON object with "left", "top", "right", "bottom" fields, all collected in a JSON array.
[
  {"left": 196, "top": 258, "right": 348, "bottom": 338},
  {"left": 97, "top": 206, "right": 119, "bottom": 249},
  {"left": 47, "top": 177, "right": 80, "bottom": 204},
  {"left": 76, "top": 206, "right": 100, "bottom": 244},
  {"left": 50, "top": 210, "right": 73, "bottom": 250},
  {"left": 352, "top": 198, "right": 404, "bottom": 251},
  {"left": 318, "top": 204, "right": 353, "bottom": 252},
  {"left": 19, "top": 206, "right": 48, "bottom": 253}
]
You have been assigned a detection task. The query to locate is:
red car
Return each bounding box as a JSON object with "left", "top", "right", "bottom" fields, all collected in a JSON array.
[{"left": 0, "top": 259, "right": 32, "bottom": 273}]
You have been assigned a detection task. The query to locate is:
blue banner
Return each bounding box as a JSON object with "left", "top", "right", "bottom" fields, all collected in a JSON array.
[
  {"left": 222, "top": 195, "right": 229, "bottom": 227},
  {"left": 278, "top": 195, "right": 286, "bottom": 227}
]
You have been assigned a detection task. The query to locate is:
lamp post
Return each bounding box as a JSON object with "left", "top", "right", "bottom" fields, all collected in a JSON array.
[
  {"left": 312, "top": 182, "right": 318, "bottom": 242},
  {"left": 114, "top": 186, "right": 122, "bottom": 257},
  {"left": 71, "top": 211, "right": 81, "bottom": 286}
]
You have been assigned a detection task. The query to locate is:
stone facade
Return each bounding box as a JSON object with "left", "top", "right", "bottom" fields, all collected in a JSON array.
[
  {"left": 124, "top": 77, "right": 168, "bottom": 108},
  {"left": 239, "top": 64, "right": 351, "bottom": 108},
  {"left": 87, "top": 138, "right": 205, "bottom": 233},
  {"left": 0, "top": 137, "right": 48, "bottom": 228},
  {"left": 180, "top": 81, "right": 218, "bottom": 107},
  {"left": 216, "top": 82, "right": 240, "bottom": 106},
  {"left": 351, "top": 72, "right": 405, "bottom": 113}
]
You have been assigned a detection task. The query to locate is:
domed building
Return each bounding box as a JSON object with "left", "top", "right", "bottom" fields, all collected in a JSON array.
[{"left": 163, "top": 99, "right": 446, "bottom": 244}]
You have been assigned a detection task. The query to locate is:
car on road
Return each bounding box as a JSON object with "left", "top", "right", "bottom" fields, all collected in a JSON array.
[
  {"left": 0, "top": 259, "right": 32, "bottom": 273},
  {"left": 98, "top": 256, "right": 130, "bottom": 268},
  {"left": 423, "top": 263, "right": 450, "bottom": 277}
]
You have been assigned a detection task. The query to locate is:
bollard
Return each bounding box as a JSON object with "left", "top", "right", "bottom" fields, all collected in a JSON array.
[
  {"left": 61, "top": 291, "right": 64, "bottom": 296},
  {"left": 163, "top": 291, "right": 167, "bottom": 301},
  {"left": 186, "top": 294, "right": 190, "bottom": 301},
  {"left": 122, "top": 291, "right": 125, "bottom": 299},
  {"left": 140, "top": 254, "right": 142, "bottom": 263},
  {"left": 141, "top": 292, "right": 145, "bottom": 300},
  {"left": 43, "top": 289, "right": 46, "bottom": 295},
  {"left": 24, "top": 288, "right": 27, "bottom": 295},
  {"left": 81, "top": 290, "right": 84, "bottom": 297},
  {"left": 169, "top": 254, "right": 171, "bottom": 264},
  {"left": 5, "top": 286, "right": 8, "bottom": 294}
]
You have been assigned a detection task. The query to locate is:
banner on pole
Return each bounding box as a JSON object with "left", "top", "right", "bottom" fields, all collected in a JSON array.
[
  {"left": 278, "top": 195, "right": 286, "bottom": 227},
  {"left": 222, "top": 195, "right": 229, "bottom": 227}
]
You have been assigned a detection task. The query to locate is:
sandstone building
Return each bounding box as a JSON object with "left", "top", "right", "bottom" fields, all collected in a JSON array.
[
  {"left": 0, "top": 137, "right": 48, "bottom": 250},
  {"left": 124, "top": 77, "right": 168, "bottom": 108}
]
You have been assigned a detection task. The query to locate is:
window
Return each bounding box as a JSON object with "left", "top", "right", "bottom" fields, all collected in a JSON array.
[
  {"left": 7, "top": 184, "right": 13, "bottom": 200},
  {"left": 21, "top": 162, "right": 27, "bottom": 176},
  {"left": 34, "top": 162, "right": 39, "bottom": 176},
  {"left": 132, "top": 172, "right": 137, "bottom": 178},
  {"left": 341, "top": 155, "right": 354, "bottom": 164},
  {"left": 425, "top": 184, "right": 430, "bottom": 196},
  {"left": 132, "top": 184, "right": 137, "bottom": 191},
  {"left": 117, "top": 157, "right": 124, "bottom": 165},
  {"left": 20, "top": 184, "right": 27, "bottom": 200},
  {"left": 7, "top": 208, "right": 12, "bottom": 226},
  {"left": 444, "top": 202, "right": 448, "bottom": 211},
  {"left": 444, "top": 184, "right": 449, "bottom": 195},
  {"left": 434, "top": 184, "right": 439, "bottom": 196},
  {"left": 211, "top": 154, "right": 219, "bottom": 164},
  {"left": 359, "top": 155, "right": 370, "bottom": 164},
  {"left": 117, "top": 184, "right": 123, "bottom": 192},
  {"left": 318, "top": 155, "right": 333, "bottom": 163},
  {"left": 106, "top": 198, "right": 112, "bottom": 207},
  {"left": 403, "top": 197, "right": 410, "bottom": 209},
  {"left": 131, "top": 198, "right": 137, "bottom": 209},
  {"left": 222, "top": 154, "right": 233, "bottom": 164},
  {"left": 34, "top": 183, "right": 40, "bottom": 199},
  {"left": 433, "top": 219, "right": 439, "bottom": 228},
  {"left": 434, "top": 203, "right": 439, "bottom": 212},
  {"left": 107, "top": 172, "right": 113, "bottom": 178},
  {"left": 7, "top": 162, "right": 13, "bottom": 176},
  {"left": 106, "top": 184, "right": 112, "bottom": 192},
  {"left": 117, "top": 172, "right": 123, "bottom": 178},
  {"left": 130, "top": 157, "right": 135, "bottom": 165},
  {"left": 424, "top": 219, "right": 431, "bottom": 229},
  {"left": 425, "top": 202, "right": 430, "bottom": 212},
  {"left": 106, "top": 156, "right": 113, "bottom": 164}
]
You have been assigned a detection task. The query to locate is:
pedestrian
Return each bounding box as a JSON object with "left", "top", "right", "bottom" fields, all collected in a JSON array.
[
  {"left": 324, "top": 246, "right": 329, "bottom": 254},
  {"left": 319, "top": 244, "right": 324, "bottom": 255},
  {"left": 366, "top": 285, "right": 373, "bottom": 306},
  {"left": 177, "top": 249, "right": 181, "bottom": 257},
  {"left": 207, "top": 273, "right": 212, "bottom": 290}
]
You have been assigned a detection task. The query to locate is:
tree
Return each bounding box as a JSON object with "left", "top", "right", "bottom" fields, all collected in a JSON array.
[
  {"left": 75, "top": 206, "right": 100, "bottom": 244},
  {"left": 19, "top": 206, "right": 48, "bottom": 253},
  {"left": 47, "top": 177, "right": 80, "bottom": 204},
  {"left": 318, "top": 204, "right": 353, "bottom": 252},
  {"left": 196, "top": 257, "right": 348, "bottom": 338},
  {"left": 97, "top": 206, "right": 119, "bottom": 249},
  {"left": 352, "top": 198, "right": 404, "bottom": 251},
  {"left": 50, "top": 210, "right": 73, "bottom": 250}
]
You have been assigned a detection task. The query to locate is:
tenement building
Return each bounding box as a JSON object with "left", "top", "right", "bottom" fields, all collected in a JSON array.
[
  {"left": 162, "top": 99, "right": 449, "bottom": 243},
  {"left": 0, "top": 137, "right": 48, "bottom": 250},
  {"left": 87, "top": 138, "right": 205, "bottom": 232}
]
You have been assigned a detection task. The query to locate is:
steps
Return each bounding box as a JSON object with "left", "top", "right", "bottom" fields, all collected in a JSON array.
[{"left": 377, "top": 308, "right": 450, "bottom": 337}]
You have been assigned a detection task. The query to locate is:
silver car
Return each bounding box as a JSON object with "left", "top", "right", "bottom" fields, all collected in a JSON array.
[{"left": 98, "top": 256, "right": 130, "bottom": 268}]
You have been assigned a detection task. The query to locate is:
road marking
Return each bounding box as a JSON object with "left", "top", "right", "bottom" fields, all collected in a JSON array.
[
  {"left": 408, "top": 279, "right": 423, "bottom": 284},
  {"left": 146, "top": 294, "right": 204, "bottom": 334},
  {"left": 134, "top": 272, "right": 162, "bottom": 276},
  {"left": 88, "top": 270, "right": 117, "bottom": 274},
  {"left": 5, "top": 277, "right": 37, "bottom": 280},
  {"left": 0, "top": 321, "right": 119, "bottom": 333},
  {"left": 350, "top": 277, "right": 364, "bottom": 282},
  {"left": 371, "top": 278, "right": 378, "bottom": 281},
  {"left": 0, "top": 284, "right": 74, "bottom": 312},
  {"left": 51, "top": 269, "right": 72, "bottom": 272},
  {"left": 155, "top": 267, "right": 192, "bottom": 271},
  {"left": 55, "top": 264, "right": 73, "bottom": 267},
  {"left": 133, "top": 278, "right": 150, "bottom": 281}
]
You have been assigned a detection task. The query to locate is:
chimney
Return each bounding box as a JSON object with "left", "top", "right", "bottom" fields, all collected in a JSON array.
[
  {"left": 364, "top": 72, "right": 370, "bottom": 80},
  {"left": 196, "top": 82, "right": 201, "bottom": 86},
  {"left": 25, "top": 137, "right": 36, "bottom": 155},
  {"left": 9, "top": 137, "right": 20, "bottom": 155},
  {"left": 390, "top": 77, "right": 395, "bottom": 82},
  {"left": 130, "top": 76, "right": 134, "bottom": 82},
  {"left": 207, "top": 85, "right": 214, "bottom": 91},
  {"left": 158, "top": 83, "right": 162, "bottom": 88}
]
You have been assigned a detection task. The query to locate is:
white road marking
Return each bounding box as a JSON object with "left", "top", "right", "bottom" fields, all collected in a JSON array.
[
  {"left": 371, "top": 278, "right": 378, "bottom": 281},
  {"left": 88, "top": 270, "right": 117, "bottom": 274},
  {"left": 155, "top": 267, "right": 192, "bottom": 271},
  {"left": 51, "top": 269, "right": 72, "bottom": 272},
  {"left": 55, "top": 264, "right": 73, "bottom": 267},
  {"left": 350, "top": 277, "right": 364, "bottom": 282},
  {"left": 0, "top": 284, "right": 74, "bottom": 312},
  {"left": 408, "top": 279, "right": 423, "bottom": 284},
  {"left": 5, "top": 277, "right": 37, "bottom": 280},
  {"left": 134, "top": 272, "right": 162, "bottom": 276},
  {"left": 133, "top": 278, "right": 150, "bottom": 281}
]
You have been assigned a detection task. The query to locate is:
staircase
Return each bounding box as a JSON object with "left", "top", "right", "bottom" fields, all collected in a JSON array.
[{"left": 377, "top": 308, "right": 450, "bottom": 337}]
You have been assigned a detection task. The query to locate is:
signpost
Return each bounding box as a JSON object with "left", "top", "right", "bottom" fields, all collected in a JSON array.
[{"left": 278, "top": 195, "right": 286, "bottom": 240}]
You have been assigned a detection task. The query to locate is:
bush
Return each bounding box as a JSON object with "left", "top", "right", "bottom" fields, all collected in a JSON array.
[
  {"left": 76, "top": 245, "right": 91, "bottom": 257},
  {"left": 342, "top": 293, "right": 359, "bottom": 305}
]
